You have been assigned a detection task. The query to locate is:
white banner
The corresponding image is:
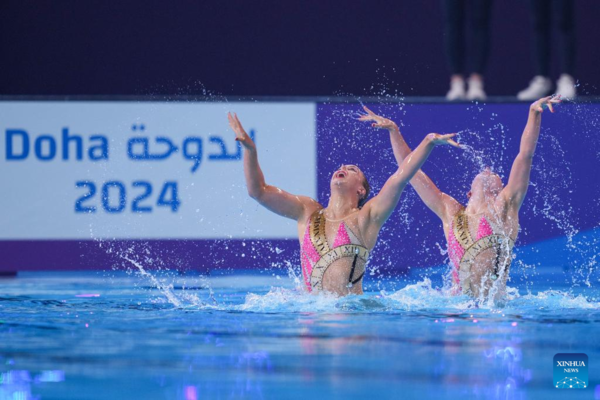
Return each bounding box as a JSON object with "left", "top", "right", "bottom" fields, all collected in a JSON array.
[{"left": 0, "top": 102, "right": 316, "bottom": 239}]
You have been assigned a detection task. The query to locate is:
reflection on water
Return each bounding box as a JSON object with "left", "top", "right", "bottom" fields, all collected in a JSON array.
[
  {"left": 0, "top": 271, "right": 599, "bottom": 400},
  {"left": 185, "top": 386, "right": 197, "bottom": 400},
  {"left": 0, "top": 370, "right": 64, "bottom": 400}
]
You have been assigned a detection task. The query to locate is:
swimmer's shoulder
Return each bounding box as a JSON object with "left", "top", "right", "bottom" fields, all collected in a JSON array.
[{"left": 297, "top": 198, "right": 322, "bottom": 224}]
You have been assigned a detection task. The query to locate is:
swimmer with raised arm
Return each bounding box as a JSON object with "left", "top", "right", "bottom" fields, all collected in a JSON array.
[
  {"left": 359, "top": 96, "right": 560, "bottom": 300},
  {"left": 228, "top": 112, "right": 459, "bottom": 296}
]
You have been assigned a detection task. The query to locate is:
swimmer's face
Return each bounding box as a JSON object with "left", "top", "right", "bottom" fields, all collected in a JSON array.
[
  {"left": 331, "top": 164, "right": 368, "bottom": 202},
  {"left": 469, "top": 168, "right": 503, "bottom": 198}
]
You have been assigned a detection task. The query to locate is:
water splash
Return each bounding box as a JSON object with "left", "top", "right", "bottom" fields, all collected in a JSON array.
[
  {"left": 121, "top": 255, "right": 183, "bottom": 308},
  {"left": 225, "top": 277, "right": 599, "bottom": 314},
  {"left": 81, "top": 76, "right": 600, "bottom": 307}
]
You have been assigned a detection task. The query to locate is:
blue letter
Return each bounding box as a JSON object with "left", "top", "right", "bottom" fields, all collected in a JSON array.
[
  {"left": 35, "top": 135, "right": 57, "bottom": 161},
  {"left": 183, "top": 137, "right": 202, "bottom": 173},
  {"left": 6, "top": 129, "right": 29, "bottom": 160},
  {"left": 62, "top": 127, "right": 83, "bottom": 160},
  {"left": 89, "top": 135, "right": 109, "bottom": 160}
]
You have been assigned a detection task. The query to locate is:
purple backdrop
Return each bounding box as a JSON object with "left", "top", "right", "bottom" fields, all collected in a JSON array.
[
  {"left": 0, "top": 1, "right": 599, "bottom": 97},
  {"left": 316, "top": 101, "right": 600, "bottom": 270},
  {"left": 1, "top": 101, "right": 599, "bottom": 272}
]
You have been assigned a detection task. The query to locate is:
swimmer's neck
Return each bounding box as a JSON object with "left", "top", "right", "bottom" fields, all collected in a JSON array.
[
  {"left": 465, "top": 191, "right": 498, "bottom": 215},
  {"left": 325, "top": 193, "right": 360, "bottom": 220}
]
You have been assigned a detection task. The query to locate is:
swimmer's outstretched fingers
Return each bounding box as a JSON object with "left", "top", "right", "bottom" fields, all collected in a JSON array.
[
  {"left": 428, "top": 133, "right": 461, "bottom": 148},
  {"left": 357, "top": 105, "right": 397, "bottom": 130},
  {"left": 534, "top": 95, "right": 562, "bottom": 113},
  {"left": 228, "top": 112, "right": 255, "bottom": 150},
  {"left": 358, "top": 107, "right": 461, "bottom": 148}
]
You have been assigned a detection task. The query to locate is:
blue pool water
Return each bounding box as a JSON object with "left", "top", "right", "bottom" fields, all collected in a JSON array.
[{"left": 1, "top": 259, "right": 599, "bottom": 400}]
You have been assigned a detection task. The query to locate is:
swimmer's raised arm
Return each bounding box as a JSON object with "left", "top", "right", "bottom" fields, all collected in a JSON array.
[
  {"left": 359, "top": 106, "right": 461, "bottom": 221},
  {"left": 363, "top": 133, "right": 459, "bottom": 228},
  {"left": 501, "top": 96, "right": 561, "bottom": 211},
  {"left": 228, "top": 112, "right": 317, "bottom": 221}
]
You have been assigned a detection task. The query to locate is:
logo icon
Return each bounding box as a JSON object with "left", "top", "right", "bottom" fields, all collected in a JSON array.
[{"left": 554, "top": 353, "right": 588, "bottom": 389}]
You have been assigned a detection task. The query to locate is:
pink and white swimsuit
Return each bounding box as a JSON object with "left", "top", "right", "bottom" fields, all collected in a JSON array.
[
  {"left": 447, "top": 209, "right": 514, "bottom": 294},
  {"left": 300, "top": 209, "right": 369, "bottom": 292}
]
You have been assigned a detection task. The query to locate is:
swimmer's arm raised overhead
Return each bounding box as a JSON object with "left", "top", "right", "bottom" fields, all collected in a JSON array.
[
  {"left": 363, "top": 133, "right": 459, "bottom": 228},
  {"left": 228, "top": 112, "right": 317, "bottom": 221},
  {"left": 359, "top": 106, "right": 461, "bottom": 220},
  {"left": 501, "top": 96, "right": 561, "bottom": 210}
]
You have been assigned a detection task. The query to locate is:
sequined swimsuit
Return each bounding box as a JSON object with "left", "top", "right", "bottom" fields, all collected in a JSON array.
[
  {"left": 447, "top": 209, "right": 514, "bottom": 294},
  {"left": 300, "top": 209, "right": 369, "bottom": 292}
]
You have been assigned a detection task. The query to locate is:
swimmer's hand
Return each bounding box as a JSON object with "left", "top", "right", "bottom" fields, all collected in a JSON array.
[
  {"left": 228, "top": 112, "right": 255, "bottom": 150},
  {"left": 530, "top": 95, "right": 562, "bottom": 114},
  {"left": 427, "top": 133, "right": 461, "bottom": 148},
  {"left": 357, "top": 106, "right": 398, "bottom": 131}
]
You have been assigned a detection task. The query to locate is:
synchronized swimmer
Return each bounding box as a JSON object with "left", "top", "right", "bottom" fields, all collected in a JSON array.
[
  {"left": 228, "top": 113, "right": 458, "bottom": 296},
  {"left": 228, "top": 95, "right": 559, "bottom": 299},
  {"left": 359, "top": 96, "right": 560, "bottom": 300}
]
